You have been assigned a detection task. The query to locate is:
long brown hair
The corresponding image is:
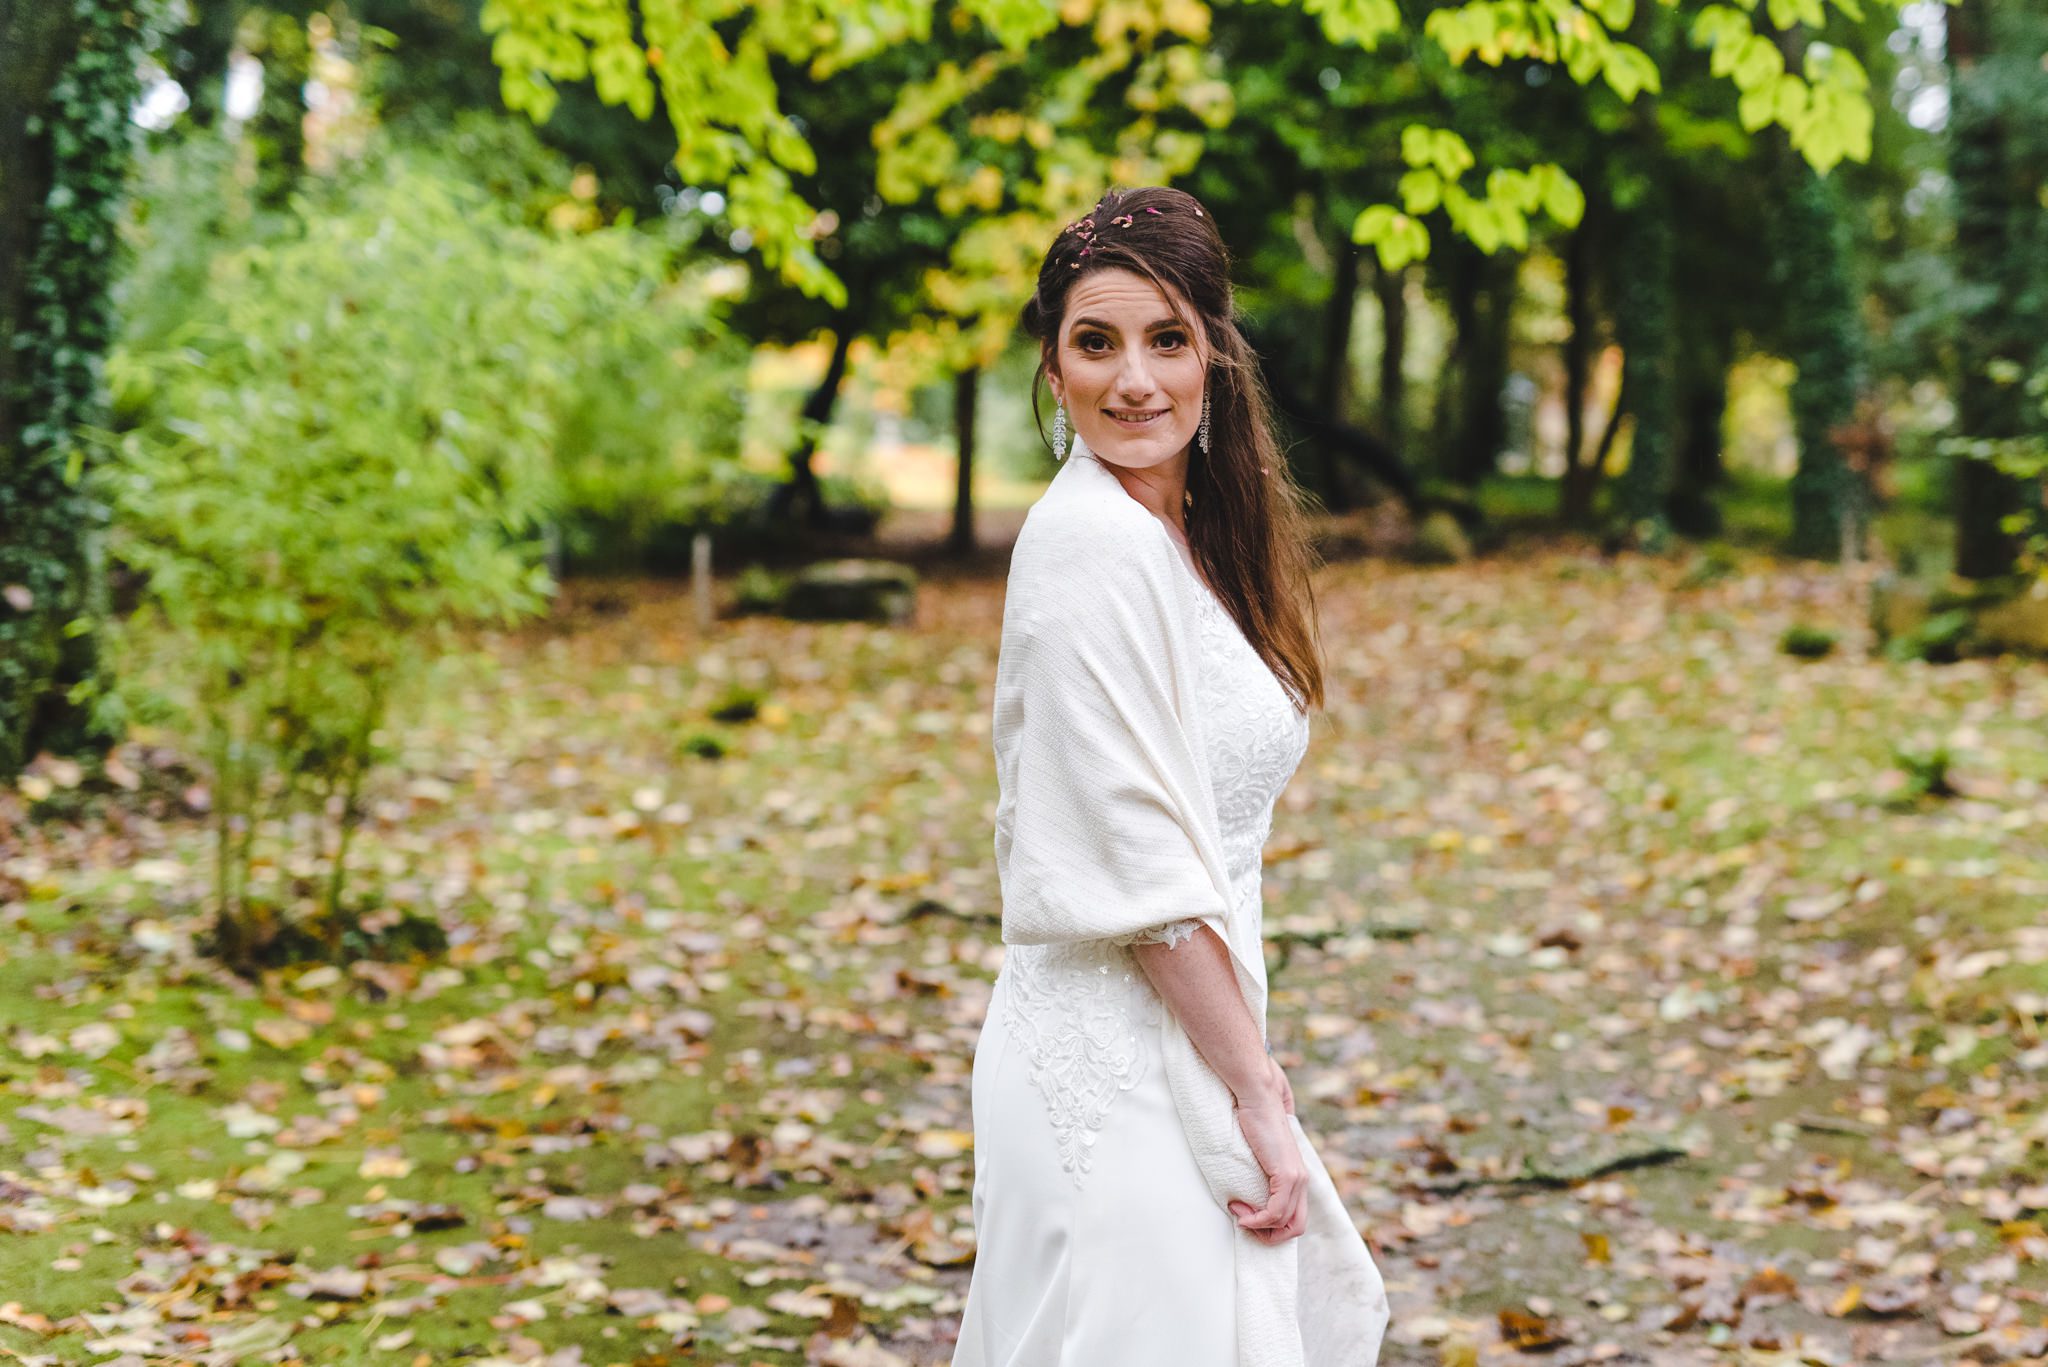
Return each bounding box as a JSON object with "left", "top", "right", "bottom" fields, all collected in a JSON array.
[{"left": 1021, "top": 185, "right": 1326, "bottom": 713}]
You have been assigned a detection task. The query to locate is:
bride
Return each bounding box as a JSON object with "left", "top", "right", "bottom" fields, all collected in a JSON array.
[{"left": 951, "top": 186, "right": 1390, "bottom": 1367}]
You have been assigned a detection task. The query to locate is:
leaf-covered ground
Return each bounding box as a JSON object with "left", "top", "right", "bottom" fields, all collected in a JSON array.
[{"left": 4, "top": 546, "right": 2048, "bottom": 1367}]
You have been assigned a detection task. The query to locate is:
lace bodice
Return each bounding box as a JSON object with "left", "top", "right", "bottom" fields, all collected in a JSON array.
[{"left": 995, "top": 550, "right": 1311, "bottom": 1185}]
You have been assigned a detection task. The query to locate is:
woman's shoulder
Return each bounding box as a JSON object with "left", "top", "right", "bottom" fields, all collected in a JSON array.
[{"left": 1011, "top": 457, "right": 1170, "bottom": 583}]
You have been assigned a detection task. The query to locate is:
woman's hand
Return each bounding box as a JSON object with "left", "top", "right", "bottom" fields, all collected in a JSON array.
[{"left": 1227, "top": 1056, "right": 1306, "bottom": 1245}]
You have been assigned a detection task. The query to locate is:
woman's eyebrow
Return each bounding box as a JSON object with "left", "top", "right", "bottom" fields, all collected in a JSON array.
[{"left": 1072, "top": 316, "right": 1182, "bottom": 332}]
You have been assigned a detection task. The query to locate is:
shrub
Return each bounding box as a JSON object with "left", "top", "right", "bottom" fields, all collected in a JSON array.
[
  {"left": 1883, "top": 608, "right": 1974, "bottom": 664},
  {"left": 1779, "top": 623, "right": 1839, "bottom": 658},
  {"left": 1943, "top": 362, "right": 2048, "bottom": 583},
  {"left": 97, "top": 137, "right": 687, "bottom": 966}
]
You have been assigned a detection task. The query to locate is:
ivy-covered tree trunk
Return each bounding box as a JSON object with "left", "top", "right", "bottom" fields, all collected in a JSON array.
[
  {"left": 0, "top": 0, "right": 165, "bottom": 778},
  {"left": 1611, "top": 180, "right": 1678, "bottom": 545},
  {"left": 245, "top": 8, "right": 311, "bottom": 209},
  {"left": 1948, "top": 0, "right": 2046, "bottom": 581},
  {"left": 1779, "top": 165, "right": 1867, "bottom": 560}
]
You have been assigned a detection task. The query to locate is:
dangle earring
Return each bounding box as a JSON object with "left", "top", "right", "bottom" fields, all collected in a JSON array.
[
  {"left": 1197, "top": 390, "right": 1211, "bottom": 455},
  {"left": 1052, "top": 400, "right": 1068, "bottom": 461}
]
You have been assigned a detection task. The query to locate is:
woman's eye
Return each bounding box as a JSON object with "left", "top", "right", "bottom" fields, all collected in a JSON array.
[{"left": 1078, "top": 332, "right": 1184, "bottom": 352}]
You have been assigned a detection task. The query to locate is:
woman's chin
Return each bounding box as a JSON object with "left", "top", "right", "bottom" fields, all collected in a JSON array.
[{"left": 1084, "top": 422, "right": 1187, "bottom": 459}]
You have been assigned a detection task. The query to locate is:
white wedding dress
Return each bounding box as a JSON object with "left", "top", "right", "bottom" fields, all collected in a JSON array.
[{"left": 952, "top": 529, "right": 1318, "bottom": 1365}]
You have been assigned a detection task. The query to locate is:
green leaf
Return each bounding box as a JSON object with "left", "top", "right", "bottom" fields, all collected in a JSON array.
[
  {"left": 1805, "top": 42, "right": 1870, "bottom": 92},
  {"left": 1461, "top": 199, "right": 1503, "bottom": 252},
  {"left": 1353, "top": 205, "right": 1431, "bottom": 269},
  {"left": 1732, "top": 33, "right": 1783, "bottom": 89},
  {"left": 1534, "top": 164, "right": 1586, "bottom": 226},
  {"left": 1738, "top": 83, "right": 1776, "bottom": 131},
  {"left": 1589, "top": 0, "right": 1635, "bottom": 28},
  {"left": 1488, "top": 166, "right": 1542, "bottom": 213},
  {"left": 1430, "top": 128, "right": 1476, "bottom": 178},
  {"left": 1690, "top": 5, "right": 1744, "bottom": 49},
  {"left": 1305, "top": 0, "right": 1403, "bottom": 48},
  {"left": 1605, "top": 44, "right": 1661, "bottom": 100},
  {"left": 1399, "top": 168, "right": 1443, "bottom": 214},
  {"left": 1773, "top": 72, "right": 1810, "bottom": 125},
  {"left": 1353, "top": 203, "right": 1400, "bottom": 244}
]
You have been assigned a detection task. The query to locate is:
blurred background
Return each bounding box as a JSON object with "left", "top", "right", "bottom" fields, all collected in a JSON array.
[
  {"left": 4, "top": 0, "right": 2044, "bottom": 759},
  {"left": 2, "top": 1, "right": 2046, "bottom": 1364}
]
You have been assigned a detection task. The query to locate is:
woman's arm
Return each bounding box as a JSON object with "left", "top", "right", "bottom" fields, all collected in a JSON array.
[
  {"left": 1131, "top": 926, "right": 1273, "bottom": 1100},
  {"left": 1131, "top": 926, "right": 1309, "bottom": 1244}
]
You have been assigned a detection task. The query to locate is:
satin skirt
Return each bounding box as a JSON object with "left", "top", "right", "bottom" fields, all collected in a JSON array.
[{"left": 951, "top": 972, "right": 1239, "bottom": 1367}]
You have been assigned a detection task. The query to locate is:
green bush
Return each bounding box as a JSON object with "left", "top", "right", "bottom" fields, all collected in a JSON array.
[
  {"left": 1779, "top": 623, "right": 1839, "bottom": 658},
  {"left": 546, "top": 259, "right": 755, "bottom": 575},
  {"left": 97, "top": 134, "right": 688, "bottom": 966},
  {"left": 1883, "top": 608, "right": 1975, "bottom": 664},
  {"left": 1945, "top": 362, "right": 2048, "bottom": 583}
]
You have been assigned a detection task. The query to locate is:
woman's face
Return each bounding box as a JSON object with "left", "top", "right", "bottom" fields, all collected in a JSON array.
[{"left": 1049, "top": 268, "right": 1208, "bottom": 474}]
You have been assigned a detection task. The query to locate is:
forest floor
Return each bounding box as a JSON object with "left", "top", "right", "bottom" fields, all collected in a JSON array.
[{"left": 3, "top": 541, "right": 2047, "bottom": 1367}]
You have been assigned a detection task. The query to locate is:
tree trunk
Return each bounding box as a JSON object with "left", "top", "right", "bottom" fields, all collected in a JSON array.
[
  {"left": 1781, "top": 166, "right": 1864, "bottom": 560},
  {"left": 1309, "top": 237, "right": 1359, "bottom": 509},
  {"left": 1437, "top": 243, "right": 1478, "bottom": 484},
  {"left": 165, "top": 0, "right": 247, "bottom": 128},
  {"left": 1317, "top": 236, "right": 1360, "bottom": 422},
  {"left": 1374, "top": 260, "right": 1408, "bottom": 448},
  {"left": 247, "top": 10, "right": 310, "bottom": 209},
  {"left": 0, "top": 3, "right": 78, "bottom": 432},
  {"left": 1947, "top": 0, "right": 2042, "bottom": 580},
  {"left": 1560, "top": 223, "right": 1599, "bottom": 528},
  {"left": 1459, "top": 254, "right": 1514, "bottom": 486},
  {"left": 1612, "top": 182, "right": 1678, "bottom": 543},
  {"left": 1374, "top": 258, "right": 1408, "bottom": 469},
  {"left": 948, "top": 366, "right": 978, "bottom": 556},
  {"left": 771, "top": 320, "right": 856, "bottom": 532},
  {"left": 0, "top": 0, "right": 151, "bottom": 777},
  {"left": 1677, "top": 356, "right": 1728, "bottom": 492},
  {"left": 1668, "top": 336, "right": 1731, "bottom": 538}
]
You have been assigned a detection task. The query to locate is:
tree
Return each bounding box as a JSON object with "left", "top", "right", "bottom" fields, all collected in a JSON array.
[
  {"left": 1946, "top": 0, "right": 2048, "bottom": 581},
  {"left": 1778, "top": 159, "right": 1868, "bottom": 559},
  {"left": 0, "top": 0, "right": 171, "bottom": 778},
  {"left": 481, "top": 0, "right": 1881, "bottom": 305}
]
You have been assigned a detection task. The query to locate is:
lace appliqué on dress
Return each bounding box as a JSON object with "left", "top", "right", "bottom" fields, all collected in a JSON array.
[
  {"left": 1111, "top": 918, "right": 1205, "bottom": 949},
  {"left": 997, "top": 941, "right": 1164, "bottom": 1186}
]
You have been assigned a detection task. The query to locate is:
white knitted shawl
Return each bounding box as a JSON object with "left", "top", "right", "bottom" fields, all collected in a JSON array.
[{"left": 992, "top": 439, "right": 1390, "bottom": 1366}]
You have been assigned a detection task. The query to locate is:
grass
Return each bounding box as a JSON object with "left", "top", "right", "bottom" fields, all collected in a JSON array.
[{"left": 3, "top": 538, "right": 2045, "bottom": 1365}]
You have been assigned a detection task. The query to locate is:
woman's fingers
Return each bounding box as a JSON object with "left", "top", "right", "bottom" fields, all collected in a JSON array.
[
  {"left": 1232, "top": 1172, "right": 1308, "bottom": 1235},
  {"left": 1230, "top": 1094, "right": 1310, "bottom": 1240},
  {"left": 1248, "top": 1194, "right": 1307, "bottom": 1244}
]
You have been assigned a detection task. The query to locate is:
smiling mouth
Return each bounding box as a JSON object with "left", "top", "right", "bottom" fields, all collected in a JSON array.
[{"left": 1106, "top": 409, "right": 1167, "bottom": 425}]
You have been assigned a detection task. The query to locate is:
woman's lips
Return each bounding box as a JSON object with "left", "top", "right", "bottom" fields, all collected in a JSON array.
[{"left": 1107, "top": 409, "right": 1166, "bottom": 428}]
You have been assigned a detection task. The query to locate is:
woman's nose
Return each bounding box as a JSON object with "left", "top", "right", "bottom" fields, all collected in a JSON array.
[{"left": 1116, "top": 355, "right": 1157, "bottom": 397}]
